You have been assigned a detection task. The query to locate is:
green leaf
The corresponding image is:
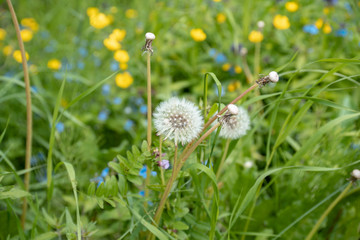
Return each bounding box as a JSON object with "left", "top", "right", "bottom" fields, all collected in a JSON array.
[
  {"left": 173, "top": 221, "right": 189, "bottom": 230},
  {"left": 41, "top": 208, "right": 57, "bottom": 228},
  {"left": 109, "top": 161, "right": 123, "bottom": 174},
  {"left": 87, "top": 182, "right": 96, "bottom": 196},
  {"left": 127, "top": 175, "right": 143, "bottom": 185},
  {"left": 0, "top": 188, "right": 30, "bottom": 200},
  {"left": 34, "top": 232, "right": 58, "bottom": 240},
  {"left": 96, "top": 182, "right": 105, "bottom": 197}
]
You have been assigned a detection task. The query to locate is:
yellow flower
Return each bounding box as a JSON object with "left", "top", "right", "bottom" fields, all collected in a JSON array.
[
  {"left": 3, "top": 45, "right": 12, "bottom": 56},
  {"left": 323, "top": 23, "right": 332, "bottom": 34},
  {"left": 13, "top": 50, "right": 29, "bottom": 63},
  {"left": 87, "top": 7, "right": 99, "bottom": 17},
  {"left": 125, "top": 9, "right": 138, "bottom": 19},
  {"left": 119, "top": 63, "right": 128, "bottom": 70},
  {"left": 228, "top": 83, "right": 236, "bottom": 92},
  {"left": 273, "top": 14, "right": 290, "bottom": 30},
  {"left": 21, "top": 18, "right": 39, "bottom": 32},
  {"left": 47, "top": 59, "right": 62, "bottom": 70},
  {"left": 234, "top": 81, "right": 241, "bottom": 89},
  {"left": 61, "top": 98, "right": 68, "bottom": 107},
  {"left": 234, "top": 65, "right": 242, "bottom": 74},
  {"left": 0, "top": 28, "right": 6, "bottom": 40},
  {"left": 110, "top": 29, "right": 126, "bottom": 41},
  {"left": 222, "top": 63, "right": 231, "bottom": 71},
  {"left": 115, "top": 72, "right": 133, "bottom": 88},
  {"left": 114, "top": 50, "right": 130, "bottom": 63},
  {"left": 20, "top": 29, "right": 33, "bottom": 42},
  {"left": 190, "top": 28, "right": 206, "bottom": 42},
  {"left": 90, "top": 13, "right": 111, "bottom": 29},
  {"left": 213, "top": 0, "right": 222, "bottom": 2},
  {"left": 103, "top": 37, "right": 121, "bottom": 51},
  {"left": 248, "top": 30, "right": 264, "bottom": 43},
  {"left": 285, "top": 2, "right": 299, "bottom": 12},
  {"left": 315, "top": 19, "right": 323, "bottom": 29},
  {"left": 216, "top": 13, "right": 226, "bottom": 23},
  {"left": 323, "top": 7, "right": 330, "bottom": 15}
]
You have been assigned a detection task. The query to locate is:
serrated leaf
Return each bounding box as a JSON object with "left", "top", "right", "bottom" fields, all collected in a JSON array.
[{"left": 87, "top": 182, "right": 96, "bottom": 196}]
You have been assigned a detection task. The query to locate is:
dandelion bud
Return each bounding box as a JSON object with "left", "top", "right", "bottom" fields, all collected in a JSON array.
[
  {"left": 218, "top": 106, "right": 250, "bottom": 139},
  {"left": 227, "top": 104, "right": 239, "bottom": 115},
  {"left": 268, "top": 71, "right": 279, "bottom": 83},
  {"left": 143, "top": 32, "right": 155, "bottom": 53},
  {"left": 145, "top": 32, "right": 156, "bottom": 40},
  {"left": 257, "top": 20, "right": 265, "bottom": 29},
  {"left": 351, "top": 169, "right": 360, "bottom": 180}
]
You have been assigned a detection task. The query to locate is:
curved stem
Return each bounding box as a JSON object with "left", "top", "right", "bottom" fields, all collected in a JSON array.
[
  {"left": 7, "top": 0, "right": 32, "bottom": 229},
  {"left": 144, "top": 52, "right": 152, "bottom": 208},
  {"left": 305, "top": 182, "right": 353, "bottom": 240}
]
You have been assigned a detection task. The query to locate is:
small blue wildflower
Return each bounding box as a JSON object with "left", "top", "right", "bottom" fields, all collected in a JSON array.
[
  {"left": 4, "top": 71, "right": 14, "bottom": 77},
  {"left": 40, "top": 30, "right": 50, "bottom": 39},
  {"left": 336, "top": 29, "right": 348, "bottom": 37},
  {"left": 303, "top": 25, "right": 319, "bottom": 35},
  {"left": 124, "top": 119, "right": 134, "bottom": 130},
  {"left": 72, "top": 36, "right": 80, "bottom": 44},
  {"left": 31, "top": 86, "right": 38, "bottom": 93},
  {"left": 98, "top": 110, "right": 109, "bottom": 121},
  {"left": 148, "top": 201, "right": 153, "bottom": 206},
  {"left": 78, "top": 47, "right": 88, "bottom": 57},
  {"left": 139, "top": 190, "right": 145, "bottom": 197},
  {"left": 77, "top": 61, "right": 85, "bottom": 70},
  {"left": 110, "top": 61, "right": 119, "bottom": 71},
  {"left": 113, "top": 97, "right": 122, "bottom": 105},
  {"left": 92, "top": 40, "right": 103, "bottom": 49},
  {"left": 101, "top": 167, "right": 110, "bottom": 177},
  {"left": 140, "top": 105, "right": 147, "bottom": 114},
  {"left": 56, "top": 122, "right": 65, "bottom": 133},
  {"left": 54, "top": 72, "right": 62, "bottom": 80},
  {"left": 102, "top": 84, "right": 111, "bottom": 96},
  {"left": 44, "top": 45, "right": 55, "bottom": 53},
  {"left": 93, "top": 57, "right": 101, "bottom": 67},
  {"left": 215, "top": 53, "right": 227, "bottom": 64},
  {"left": 139, "top": 166, "right": 147, "bottom": 178},
  {"left": 151, "top": 171, "right": 157, "bottom": 176},
  {"left": 135, "top": 98, "right": 144, "bottom": 105},
  {"left": 208, "top": 48, "right": 217, "bottom": 58}
]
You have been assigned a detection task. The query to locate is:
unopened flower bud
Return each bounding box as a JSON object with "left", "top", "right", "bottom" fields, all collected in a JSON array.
[
  {"left": 143, "top": 32, "right": 155, "bottom": 53},
  {"left": 145, "top": 32, "right": 155, "bottom": 40},
  {"left": 351, "top": 169, "right": 360, "bottom": 179}
]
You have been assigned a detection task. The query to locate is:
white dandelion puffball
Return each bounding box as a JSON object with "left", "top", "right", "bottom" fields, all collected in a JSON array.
[
  {"left": 227, "top": 104, "right": 239, "bottom": 115},
  {"left": 219, "top": 106, "right": 250, "bottom": 139},
  {"left": 268, "top": 71, "right": 279, "bottom": 83},
  {"left": 145, "top": 32, "right": 155, "bottom": 40},
  {"left": 257, "top": 20, "right": 265, "bottom": 29},
  {"left": 351, "top": 169, "right": 360, "bottom": 179},
  {"left": 153, "top": 97, "right": 203, "bottom": 145}
]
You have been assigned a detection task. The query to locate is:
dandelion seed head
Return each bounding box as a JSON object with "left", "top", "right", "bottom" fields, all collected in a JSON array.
[
  {"left": 145, "top": 32, "right": 155, "bottom": 40},
  {"left": 219, "top": 106, "right": 250, "bottom": 139},
  {"left": 257, "top": 20, "right": 265, "bottom": 29},
  {"left": 268, "top": 71, "right": 279, "bottom": 83},
  {"left": 154, "top": 97, "right": 203, "bottom": 145}
]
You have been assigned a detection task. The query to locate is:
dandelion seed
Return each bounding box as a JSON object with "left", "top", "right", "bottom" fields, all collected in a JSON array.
[
  {"left": 153, "top": 97, "right": 203, "bottom": 146},
  {"left": 218, "top": 106, "right": 250, "bottom": 139}
]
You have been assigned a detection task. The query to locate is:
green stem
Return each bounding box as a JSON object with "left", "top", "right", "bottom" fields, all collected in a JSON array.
[
  {"left": 241, "top": 55, "right": 253, "bottom": 84},
  {"left": 216, "top": 139, "right": 231, "bottom": 180},
  {"left": 305, "top": 182, "right": 353, "bottom": 240},
  {"left": 7, "top": 0, "right": 32, "bottom": 229},
  {"left": 254, "top": 42, "right": 261, "bottom": 78},
  {"left": 144, "top": 52, "right": 152, "bottom": 208}
]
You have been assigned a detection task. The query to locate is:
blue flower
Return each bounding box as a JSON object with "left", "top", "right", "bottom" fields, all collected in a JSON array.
[
  {"left": 215, "top": 53, "right": 227, "bottom": 64},
  {"left": 140, "top": 105, "right": 147, "bottom": 114},
  {"left": 139, "top": 166, "right": 147, "bottom": 178},
  {"left": 336, "top": 28, "right": 348, "bottom": 37},
  {"left": 208, "top": 48, "right": 217, "bottom": 57},
  {"left": 31, "top": 86, "right": 38, "bottom": 93},
  {"left": 303, "top": 25, "right": 319, "bottom": 35},
  {"left": 102, "top": 84, "right": 111, "bottom": 95},
  {"left": 98, "top": 110, "right": 109, "bottom": 121},
  {"left": 78, "top": 47, "right": 88, "bottom": 57},
  {"left": 110, "top": 61, "right": 119, "bottom": 71},
  {"left": 101, "top": 167, "right": 110, "bottom": 177},
  {"left": 56, "top": 122, "right": 64, "bottom": 133},
  {"left": 135, "top": 98, "right": 144, "bottom": 105},
  {"left": 77, "top": 61, "right": 85, "bottom": 70},
  {"left": 124, "top": 119, "right": 134, "bottom": 130},
  {"left": 139, "top": 190, "right": 145, "bottom": 197},
  {"left": 40, "top": 30, "right": 50, "bottom": 39},
  {"left": 113, "top": 97, "right": 122, "bottom": 105},
  {"left": 30, "top": 152, "right": 47, "bottom": 182},
  {"left": 4, "top": 71, "right": 14, "bottom": 77}
]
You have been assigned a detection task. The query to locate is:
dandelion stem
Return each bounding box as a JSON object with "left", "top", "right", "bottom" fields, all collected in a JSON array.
[
  {"left": 7, "top": 0, "right": 32, "bottom": 229},
  {"left": 144, "top": 52, "right": 152, "bottom": 208},
  {"left": 305, "top": 182, "right": 353, "bottom": 240},
  {"left": 216, "top": 139, "right": 231, "bottom": 180}
]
